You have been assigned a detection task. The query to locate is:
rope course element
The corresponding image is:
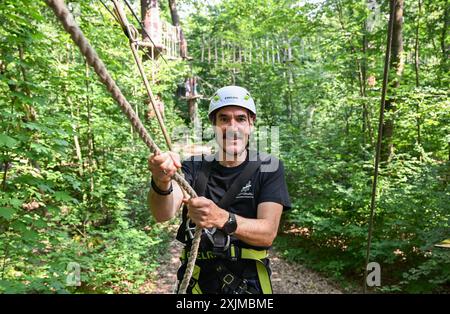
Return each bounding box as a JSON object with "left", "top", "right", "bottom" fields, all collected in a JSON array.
[
  {"left": 197, "top": 36, "right": 302, "bottom": 65},
  {"left": 111, "top": 0, "right": 172, "bottom": 150},
  {"left": 45, "top": 0, "right": 202, "bottom": 294},
  {"left": 99, "top": 0, "right": 163, "bottom": 64},
  {"left": 123, "top": 0, "right": 171, "bottom": 64},
  {"left": 98, "top": 0, "right": 120, "bottom": 24},
  {"left": 363, "top": 0, "right": 396, "bottom": 293}
]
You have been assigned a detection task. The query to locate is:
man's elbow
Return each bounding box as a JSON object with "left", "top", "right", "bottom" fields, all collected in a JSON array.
[
  {"left": 154, "top": 214, "right": 172, "bottom": 223},
  {"left": 150, "top": 209, "right": 174, "bottom": 223},
  {"left": 261, "top": 231, "right": 277, "bottom": 247},
  {"left": 147, "top": 192, "right": 175, "bottom": 223},
  {"left": 148, "top": 202, "right": 175, "bottom": 222}
]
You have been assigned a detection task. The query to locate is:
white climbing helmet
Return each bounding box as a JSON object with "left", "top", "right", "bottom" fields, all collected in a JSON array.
[{"left": 208, "top": 86, "right": 256, "bottom": 121}]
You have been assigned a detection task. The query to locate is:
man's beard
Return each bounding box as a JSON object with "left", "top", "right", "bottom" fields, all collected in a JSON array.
[{"left": 218, "top": 136, "right": 247, "bottom": 160}]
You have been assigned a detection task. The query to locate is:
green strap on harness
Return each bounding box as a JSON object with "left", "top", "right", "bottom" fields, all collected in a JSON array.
[
  {"left": 181, "top": 245, "right": 268, "bottom": 261},
  {"left": 255, "top": 260, "right": 272, "bottom": 294},
  {"left": 191, "top": 265, "right": 202, "bottom": 294},
  {"left": 180, "top": 245, "right": 272, "bottom": 294}
]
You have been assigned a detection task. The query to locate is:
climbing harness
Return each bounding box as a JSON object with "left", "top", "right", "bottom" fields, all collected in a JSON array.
[
  {"left": 206, "top": 228, "right": 231, "bottom": 256},
  {"left": 45, "top": 0, "right": 200, "bottom": 294},
  {"left": 179, "top": 244, "right": 272, "bottom": 294},
  {"left": 183, "top": 220, "right": 231, "bottom": 259}
]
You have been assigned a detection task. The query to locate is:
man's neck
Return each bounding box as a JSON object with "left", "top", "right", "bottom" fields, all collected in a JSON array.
[{"left": 218, "top": 149, "right": 247, "bottom": 168}]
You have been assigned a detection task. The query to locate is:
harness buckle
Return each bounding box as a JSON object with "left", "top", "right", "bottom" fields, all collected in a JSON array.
[
  {"left": 235, "top": 279, "right": 250, "bottom": 294},
  {"left": 221, "top": 273, "right": 252, "bottom": 294},
  {"left": 184, "top": 218, "right": 196, "bottom": 241},
  {"left": 188, "top": 277, "right": 196, "bottom": 288},
  {"left": 204, "top": 227, "right": 217, "bottom": 244},
  {"left": 205, "top": 228, "right": 231, "bottom": 257},
  {"left": 222, "top": 273, "right": 234, "bottom": 285}
]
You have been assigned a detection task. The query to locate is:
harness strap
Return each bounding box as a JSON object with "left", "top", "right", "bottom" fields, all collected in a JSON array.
[
  {"left": 218, "top": 151, "right": 267, "bottom": 209},
  {"left": 193, "top": 155, "right": 214, "bottom": 197},
  {"left": 180, "top": 248, "right": 272, "bottom": 294},
  {"left": 188, "top": 265, "right": 202, "bottom": 294},
  {"left": 181, "top": 245, "right": 268, "bottom": 261},
  {"left": 192, "top": 150, "right": 269, "bottom": 209},
  {"left": 255, "top": 260, "right": 272, "bottom": 294}
]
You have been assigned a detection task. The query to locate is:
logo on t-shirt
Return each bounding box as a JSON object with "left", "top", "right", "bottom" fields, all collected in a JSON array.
[{"left": 236, "top": 180, "right": 253, "bottom": 199}]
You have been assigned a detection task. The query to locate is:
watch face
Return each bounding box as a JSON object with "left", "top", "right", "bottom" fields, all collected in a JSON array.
[{"left": 224, "top": 213, "right": 237, "bottom": 234}]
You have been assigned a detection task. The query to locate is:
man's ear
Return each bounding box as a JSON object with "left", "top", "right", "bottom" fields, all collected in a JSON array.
[
  {"left": 249, "top": 119, "right": 256, "bottom": 134},
  {"left": 249, "top": 115, "right": 256, "bottom": 127},
  {"left": 247, "top": 111, "right": 256, "bottom": 126}
]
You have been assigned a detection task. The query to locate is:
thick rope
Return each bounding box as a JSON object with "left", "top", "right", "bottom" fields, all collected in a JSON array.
[
  {"left": 45, "top": 0, "right": 201, "bottom": 294},
  {"left": 363, "top": 0, "right": 396, "bottom": 293}
]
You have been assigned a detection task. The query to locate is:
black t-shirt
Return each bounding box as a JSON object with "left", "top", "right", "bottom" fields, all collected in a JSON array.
[{"left": 179, "top": 151, "right": 291, "bottom": 251}]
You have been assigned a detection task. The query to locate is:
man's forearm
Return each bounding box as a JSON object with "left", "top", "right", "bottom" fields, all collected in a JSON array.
[
  {"left": 148, "top": 180, "right": 182, "bottom": 222},
  {"left": 218, "top": 203, "right": 282, "bottom": 248},
  {"left": 233, "top": 215, "right": 278, "bottom": 247},
  {"left": 185, "top": 201, "right": 282, "bottom": 247}
]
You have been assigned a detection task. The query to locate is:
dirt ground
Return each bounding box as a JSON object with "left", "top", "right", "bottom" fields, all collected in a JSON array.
[{"left": 141, "top": 237, "right": 343, "bottom": 294}]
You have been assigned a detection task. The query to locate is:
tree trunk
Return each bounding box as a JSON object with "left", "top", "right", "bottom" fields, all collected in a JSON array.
[
  {"left": 439, "top": 1, "right": 449, "bottom": 85},
  {"left": 63, "top": 44, "right": 84, "bottom": 176},
  {"left": 306, "top": 105, "right": 316, "bottom": 134},
  {"left": 359, "top": 22, "right": 374, "bottom": 148},
  {"left": 1, "top": 160, "right": 8, "bottom": 191},
  {"left": 141, "top": 0, "right": 159, "bottom": 38},
  {"left": 168, "top": 0, "right": 188, "bottom": 59},
  {"left": 141, "top": 0, "right": 151, "bottom": 40},
  {"left": 441, "top": 2, "right": 448, "bottom": 62},
  {"left": 284, "top": 67, "right": 293, "bottom": 122},
  {"left": 68, "top": 96, "right": 83, "bottom": 176},
  {"left": 141, "top": 0, "right": 163, "bottom": 58},
  {"left": 85, "top": 61, "right": 95, "bottom": 200},
  {"left": 416, "top": 99, "right": 422, "bottom": 146},
  {"left": 381, "top": 0, "right": 404, "bottom": 163},
  {"left": 414, "top": 0, "right": 422, "bottom": 154},
  {"left": 188, "top": 98, "right": 197, "bottom": 124},
  {"left": 414, "top": 0, "right": 421, "bottom": 87}
]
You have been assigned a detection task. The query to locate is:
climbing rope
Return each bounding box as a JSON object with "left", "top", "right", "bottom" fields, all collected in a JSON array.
[
  {"left": 98, "top": 0, "right": 120, "bottom": 24},
  {"left": 45, "top": 0, "right": 202, "bottom": 294},
  {"left": 363, "top": 0, "right": 396, "bottom": 293}
]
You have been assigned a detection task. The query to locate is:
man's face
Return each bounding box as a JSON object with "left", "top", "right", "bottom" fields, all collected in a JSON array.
[{"left": 213, "top": 106, "right": 254, "bottom": 157}]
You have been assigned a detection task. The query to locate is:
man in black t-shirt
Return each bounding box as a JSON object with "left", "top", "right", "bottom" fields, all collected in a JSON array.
[{"left": 148, "top": 86, "right": 291, "bottom": 294}]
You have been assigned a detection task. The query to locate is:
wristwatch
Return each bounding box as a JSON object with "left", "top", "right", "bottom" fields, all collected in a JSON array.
[{"left": 222, "top": 212, "right": 237, "bottom": 235}]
